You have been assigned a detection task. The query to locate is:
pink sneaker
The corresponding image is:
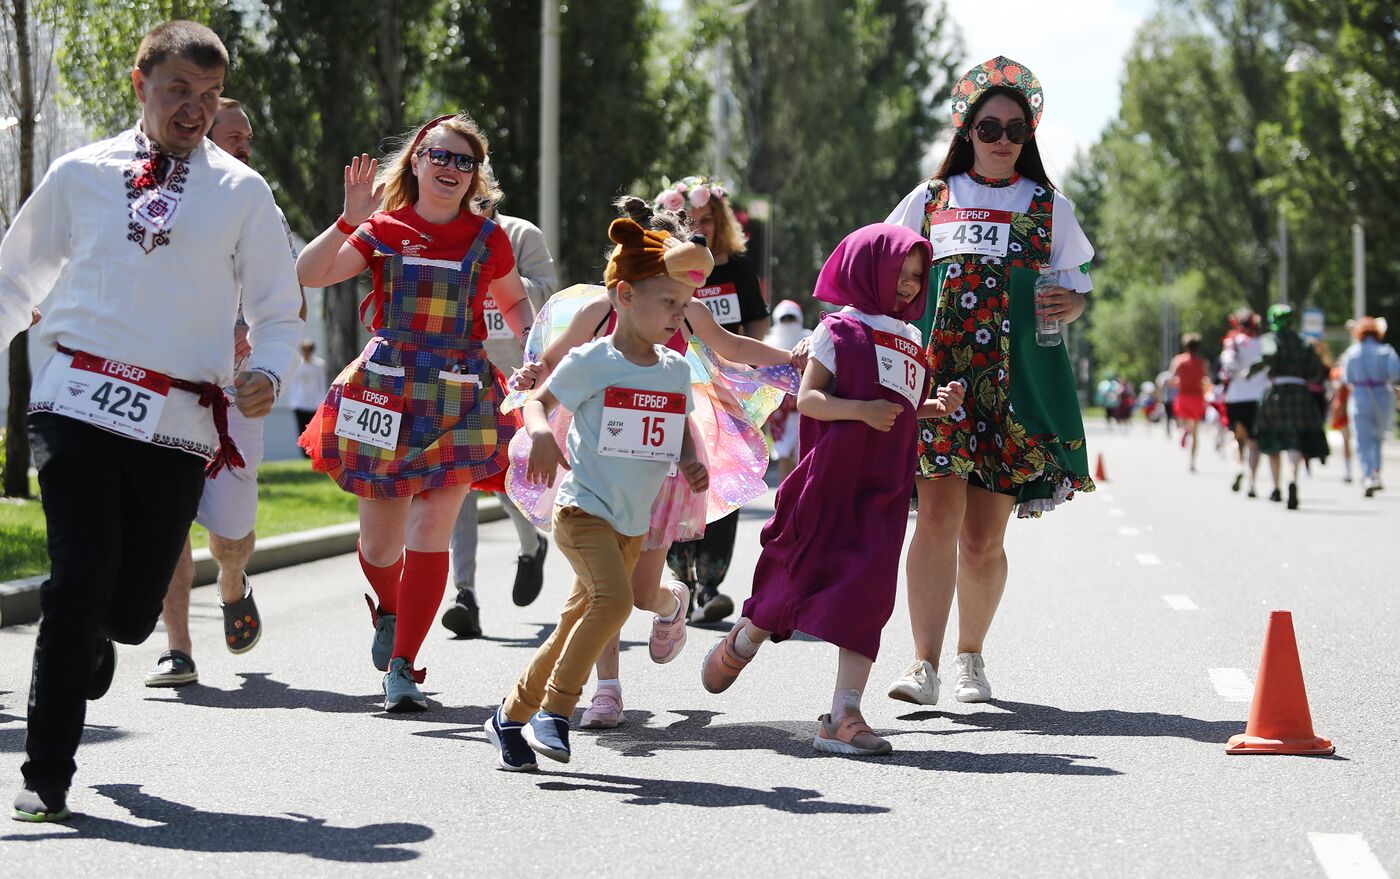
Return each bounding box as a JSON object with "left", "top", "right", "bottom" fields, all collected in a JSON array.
[
  {"left": 579, "top": 685, "right": 624, "bottom": 729},
  {"left": 701, "top": 618, "right": 756, "bottom": 694},
  {"left": 648, "top": 581, "right": 689, "bottom": 664}
]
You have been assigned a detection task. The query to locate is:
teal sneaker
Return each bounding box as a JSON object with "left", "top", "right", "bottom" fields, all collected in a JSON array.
[
  {"left": 365, "top": 594, "right": 396, "bottom": 672},
  {"left": 383, "top": 657, "right": 427, "bottom": 712}
]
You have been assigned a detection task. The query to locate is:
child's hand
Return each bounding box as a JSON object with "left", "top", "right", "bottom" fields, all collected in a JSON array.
[
  {"left": 511, "top": 360, "right": 545, "bottom": 391},
  {"left": 937, "top": 381, "right": 965, "bottom": 412},
  {"left": 861, "top": 399, "right": 903, "bottom": 432},
  {"left": 679, "top": 457, "right": 709, "bottom": 493},
  {"left": 789, "top": 336, "right": 812, "bottom": 372},
  {"left": 526, "top": 432, "right": 569, "bottom": 486}
]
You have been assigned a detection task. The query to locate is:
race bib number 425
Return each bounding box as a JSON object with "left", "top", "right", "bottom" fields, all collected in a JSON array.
[
  {"left": 695, "top": 282, "right": 741, "bottom": 325},
  {"left": 928, "top": 208, "right": 1012, "bottom": 260},
  {"left": 336, "top": 384, "right": 403, "bottom": 451},
  {"left": 872, "top": 330, "right": 926, "bottom": 408},
  {"left": 598, "top": 386, "right": 686, "bottom": 462},
  {"left": 54, "top": 353, "right": 170, "bottom": 442}
]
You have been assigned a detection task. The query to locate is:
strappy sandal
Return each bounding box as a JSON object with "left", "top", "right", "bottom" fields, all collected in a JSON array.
[{"left": 221, "top": 574, "right": 261, "bottom": 655}]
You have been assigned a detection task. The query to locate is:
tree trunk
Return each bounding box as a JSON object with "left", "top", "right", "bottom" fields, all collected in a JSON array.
[{"left": 4, "top": 0, "right": 35, "bottom": 499}]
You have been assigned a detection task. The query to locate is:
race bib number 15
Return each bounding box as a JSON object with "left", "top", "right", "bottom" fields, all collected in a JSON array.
[
  {"left": 54, "top": 353, "right": 170, "bottom": 442},
  {"left": 927, "top": 208, "right": 1012, "bottom": 260},
  {"left": 598, "top": 387, "right": 686, "bottom": 462}
]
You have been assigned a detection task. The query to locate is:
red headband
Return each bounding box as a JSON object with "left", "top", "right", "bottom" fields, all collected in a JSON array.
[{"left": 411, "top": 114, "right": 457, "bottom": 152}]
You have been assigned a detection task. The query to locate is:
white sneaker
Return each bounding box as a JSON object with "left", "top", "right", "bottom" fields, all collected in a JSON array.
[
  {"left": 887, "top": 660, "right": 939, "bottom": 705},
  {"left": 954, "top": 652, "right": 992, "bottom": 703}
]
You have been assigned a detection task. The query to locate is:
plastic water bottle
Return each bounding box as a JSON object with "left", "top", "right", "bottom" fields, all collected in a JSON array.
[{"left": 1034, "top": 267, "right": 1062, "bottom": 347}]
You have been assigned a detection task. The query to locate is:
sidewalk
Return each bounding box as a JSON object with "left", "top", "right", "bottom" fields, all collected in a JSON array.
[{"left": 0, "top": 494, "right": 506, "bottom": 628}]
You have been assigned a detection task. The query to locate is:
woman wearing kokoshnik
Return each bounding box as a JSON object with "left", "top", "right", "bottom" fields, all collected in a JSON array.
[
  {"left": 297, "top": 113, "right": 534, "bottom": 712},
  {"left": 884, "top": 56, "right": 1096, "bottom": 706}
]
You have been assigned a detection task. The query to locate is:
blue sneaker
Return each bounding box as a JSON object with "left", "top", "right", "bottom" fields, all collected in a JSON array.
[
  {"left": 484, "top": 705, "right": 538, "bottom": 772},
  {"left": 523, "top": 710, "right": 571, "bottom": 763},
  {"left": 382, "top": 657, "right": 427, "bottom": 712},
  {"left": 365, "top": 594, "right": 395, "bottom": 672}
]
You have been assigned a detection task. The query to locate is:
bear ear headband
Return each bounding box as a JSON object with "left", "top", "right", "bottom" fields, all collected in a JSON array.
[
  {"left": 950, "top": 56, "right": 1043, "bottom": 136},
  {"left": 604, "top": 218, "right": 714, "bottom": 290}
]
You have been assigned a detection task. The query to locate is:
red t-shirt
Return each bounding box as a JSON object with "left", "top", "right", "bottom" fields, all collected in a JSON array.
[
  {"left": 1171, "top": 353, "right": 1208, "bottom": 398},
  {"left": 347, "top": 205, "right": 516, "bottom": 340}
]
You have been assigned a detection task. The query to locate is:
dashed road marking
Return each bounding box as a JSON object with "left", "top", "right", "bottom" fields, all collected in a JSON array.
[
  {"left": 1309, "top": 832, "right": 1390, "bottom": 879},
  {"left": 1209, "top": 668, "right": 1254, "bottom": 702},
  {"left": 1118, "top": 526, "right": 1140, "bottom": 536},
  {"left": 1135, "top": 553, "right": 1161, "bottom": 566},
  {"left": 1163, "top": 595, "right": 1198, "bottom": 611}
]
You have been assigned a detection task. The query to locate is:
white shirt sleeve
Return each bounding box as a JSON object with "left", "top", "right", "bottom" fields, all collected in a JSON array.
[
  {"left": 0, "top": 160, "right": 72, "bottom": 348},
  {"left": 884, "top": 182, "right": 930, "bottom": 234},
  {"left": 239, "top": 182, "right": 306, "bottom": 392},
  {"left": 809, "top": 321, "right": 837, "bottom": 375},
  {"left": 1049, "top": 191, "right": 1094, "bottom": 294}
]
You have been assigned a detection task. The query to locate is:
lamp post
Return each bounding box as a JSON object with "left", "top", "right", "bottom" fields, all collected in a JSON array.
[
  {"left": 1353, "top": 222, "right": 1366, "bottom": 321},
  {"left": 539, "top": 0, "right": 560, "bottom": 257}
]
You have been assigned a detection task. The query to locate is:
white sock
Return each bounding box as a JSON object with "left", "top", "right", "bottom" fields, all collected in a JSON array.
[
  {"left": 596, "top": 678, "right": 620, "bottom": 692},
  {"left": 734, "top": 626, "right": 763, "bottom": 658},
  {"left": 656, "top": 591, "right": 681, "bottom": 623},
  {"left": 832, "top": 688, "right": 862, "bottom": 720}
]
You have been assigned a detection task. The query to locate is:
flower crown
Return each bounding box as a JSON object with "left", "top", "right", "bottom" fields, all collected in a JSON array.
[{"left": 654, "top": 175, "right": 729, "bottom": 213}]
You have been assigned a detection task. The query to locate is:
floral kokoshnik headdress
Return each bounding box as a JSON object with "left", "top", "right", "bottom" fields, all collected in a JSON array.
[{"left": 951, "top": 55, "right": 1044, "bottom": 136}]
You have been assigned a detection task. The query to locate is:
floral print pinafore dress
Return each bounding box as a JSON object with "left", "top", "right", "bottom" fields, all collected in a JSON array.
[{"left": 915, "top": 173, "right": 1093, "bottom": 516}]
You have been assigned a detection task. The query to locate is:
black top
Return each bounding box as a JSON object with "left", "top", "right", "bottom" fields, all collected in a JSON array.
[{"left": 695, "top": 252, "right": 768, "bottom": 333}]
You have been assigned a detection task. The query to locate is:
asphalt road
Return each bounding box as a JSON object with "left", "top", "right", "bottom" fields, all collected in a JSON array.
[{"left": 2, "top": 423, "right": 1396, "bottom": 877}]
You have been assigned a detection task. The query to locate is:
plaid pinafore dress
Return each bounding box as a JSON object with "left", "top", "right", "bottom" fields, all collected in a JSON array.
[{"left": 302, "top": 219, "right": 514, "bottom": 499}]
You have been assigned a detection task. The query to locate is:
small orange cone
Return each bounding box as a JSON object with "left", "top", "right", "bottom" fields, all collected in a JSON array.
[
  {"left": 1094, "top": 452, "right": 1107, "bottom": 482},
  {"left": 1226, "top": 610, "right": 1334, "bottom": 755}
]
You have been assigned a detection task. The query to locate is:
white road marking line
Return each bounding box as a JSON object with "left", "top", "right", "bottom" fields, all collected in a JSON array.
[
  {"left": 1108, "top": 508, "right": 1125, "bottom": 517},
  {"left": 1309, "top": 833, "right": 1390, "bottom": 879},
  {"left": 1135, "top": 553, "right": 1161, "bottom": 566},
  {"left": 1209, "top": 668, "right": 1254, "bottom": 702},
  {"left": 1118, "top": 526, "right": 1140, "bottom": 536},
  {"left": 1163, "top": 594, "right": 1198, "bottom": 611}
]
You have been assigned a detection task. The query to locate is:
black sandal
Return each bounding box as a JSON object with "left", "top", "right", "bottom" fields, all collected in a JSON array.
[{"left": 221, "top": 575, "right": 262, "bottom": 655}]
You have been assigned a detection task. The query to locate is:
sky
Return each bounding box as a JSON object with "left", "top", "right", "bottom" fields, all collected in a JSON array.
[{"left": 939, "top": 0, "right": 1156, "bottom": 180}]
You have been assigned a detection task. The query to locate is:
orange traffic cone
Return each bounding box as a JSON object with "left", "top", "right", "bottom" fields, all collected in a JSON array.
[
  {"left": 1094, "top": 452, "right": 1107, "bottom": 482},
  {"left": 1226, "top": 610, "right": 1334, "bottom": 755}
]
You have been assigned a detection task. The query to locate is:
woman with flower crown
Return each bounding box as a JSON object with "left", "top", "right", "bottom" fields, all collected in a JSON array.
[{"left": 883, "top": 56, "right": 1096, "bottom": 708}]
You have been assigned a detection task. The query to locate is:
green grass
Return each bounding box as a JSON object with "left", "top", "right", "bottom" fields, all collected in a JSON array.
[{"left": 0, "top": 460, "right": 359, "bottom": 581}]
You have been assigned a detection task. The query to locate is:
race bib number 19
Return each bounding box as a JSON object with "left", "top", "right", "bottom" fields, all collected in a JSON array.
[
  {"left": 336, "top": 384, "right": 403, "bottom": 451},
  {"left": 695, "top": 282, "right": 741, "bottom": 325},
  {"left": 54, "top": 353, "right": 170, "bottom": 442},
  {"left": 481, "top": 296, "right": 513, "bottom": 340},
  {"left": 928, "top": 208, "right": 1012, "bottom": 260},
  {"left": 872, "top": 330, "right": 926, "bottom": 408},
  {"left": 598, "top": 387, "right": 686, "bottom": 462}
]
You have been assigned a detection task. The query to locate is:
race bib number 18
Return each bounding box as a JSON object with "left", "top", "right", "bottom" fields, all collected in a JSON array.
[
  {"left": 336, "top": 384, "right": 403, "bottom": 451},
  {"left": 54, "top": 353, "right": 171, "bottom": 442},
  {"left": 695, "top": 282, "right": 741, "bottom": 325},
  {"left": 927, "top": 208, "right": 1012, "bottom": 260},
  {"left": 481, "top": 296, "right": 514, "bottom": 340},
  {"left": 872, "top": 330, "right": 926, "bottom": 408},
  {"left": 598, "top": 387, "right": 686, "bottom": 462}
]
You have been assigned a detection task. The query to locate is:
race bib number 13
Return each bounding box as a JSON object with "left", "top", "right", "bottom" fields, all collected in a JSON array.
[
  {"left": 336, "top": 384, "right": 403, "bottom": 451},
  {"left": 872, "top": 330, "right": 926, "bottom": 408},
  {"left": 54, "top": 353, "right": 170, "bottom": 442},
  {"left": 927, "top": 208, "right": 1012, "bottom": 260},
  {"left": 598, "top": 387, "right": 686, "bottom": 462}
]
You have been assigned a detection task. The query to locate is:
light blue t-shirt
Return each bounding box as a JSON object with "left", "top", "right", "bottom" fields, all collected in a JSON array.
[{"left": 547, "top": 338, "right": 693, "bottom": 536}]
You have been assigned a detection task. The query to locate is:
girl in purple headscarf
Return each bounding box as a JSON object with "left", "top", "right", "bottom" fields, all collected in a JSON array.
[{"left": 699, "top": 224, "right": 965, "bottom": 756}]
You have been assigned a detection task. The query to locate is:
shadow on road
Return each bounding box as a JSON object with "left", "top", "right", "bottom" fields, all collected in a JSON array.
[
  {"left": 466, "top": 622, "right": 646, "bottom": 655},
  {"left": 588, "top": 709, "right": 1119, "bottom": 775},
  {"left": 2, "top": 783, "right": 431, "bottom": 861},
  {"left": 536, "top": 772, "right": 890, "bottom": 814},
  {"left": 894, "top": 699, "right": 1242, "bottom": 744},
  {"left": 1, "top": 692, "right": 126, "bottom": 754}
]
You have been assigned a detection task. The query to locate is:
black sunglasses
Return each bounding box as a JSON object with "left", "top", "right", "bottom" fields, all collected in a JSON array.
[
  {"left": 973, "top": 118, "right": 1030, "bottom": 145},
  {"left": 423, "top": 147, "right": 480, "bottom": 173}
]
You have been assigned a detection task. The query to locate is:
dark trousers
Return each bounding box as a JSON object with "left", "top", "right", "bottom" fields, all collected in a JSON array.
[
  {"left": 666, "top": 508, "right": 740, "bottom": 590},
  {"left": 294, "top": 409, "right": 316, "bottom": 456},
  {"left": 22, "top": 413, "right": 205, "bottom": 793}
]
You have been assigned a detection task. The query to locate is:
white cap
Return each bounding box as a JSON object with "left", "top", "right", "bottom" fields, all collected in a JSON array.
[{"left": 772, "top": 299, "right": 803, "bottom": 322}]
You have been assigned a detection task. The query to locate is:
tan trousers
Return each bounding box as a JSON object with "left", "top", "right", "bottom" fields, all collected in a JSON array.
[{"left": 504, "top": 507, "right": 642, "bottom": 722}]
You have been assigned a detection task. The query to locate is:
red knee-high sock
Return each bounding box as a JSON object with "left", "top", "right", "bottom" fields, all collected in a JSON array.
[
  {"left": 359, "top": 543, "right": 405, "bottom": 615},
  {"left": 391, "top": 549, "right": 450, "bottom": 666}
]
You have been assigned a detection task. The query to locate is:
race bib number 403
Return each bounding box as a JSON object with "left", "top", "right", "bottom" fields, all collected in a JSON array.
[
  {"left": 695, "top": 282, "right": 741, "bottom": 325},
  {"left": 598, "top": 386, "right": 686, "bottom": 462},
  {"left": 336, "top": 384, "right": 403, "bottom": 451},
  {"left": 54, "top": 353, "right": 171, "bottom": 442},
  {"left": 872, "top": 330, "right": 926, "bottom": 408},
  {"left": 928, "top": 208, "right": 1012, "bottom": 260},
  {"left": 481, "top": 296, "right": 514, "bottom": 340}
]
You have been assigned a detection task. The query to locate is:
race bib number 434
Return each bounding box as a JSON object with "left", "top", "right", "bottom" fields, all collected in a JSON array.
[
  {"left": 598, "top": 387, "right": 686, "bottom": 462},
  {"left": 928, "top": 208, "right": 1012, "bottom": 260},
  {"left": 872, "top": 330, "right": 926, "bottom": 408},
  {"left": 54, "top": 353, "right": 170, "bottom": 442},
  {"left": 695, "top": 282, "right": 741, "bottom": 325},
  {"left": 336, "top": 384, "right": 403, "bottom": 451}
]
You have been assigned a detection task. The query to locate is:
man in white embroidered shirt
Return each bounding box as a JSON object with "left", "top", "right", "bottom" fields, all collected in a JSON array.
[{"left": 0, "top": 21, "right": 303, "bottom": 822}]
